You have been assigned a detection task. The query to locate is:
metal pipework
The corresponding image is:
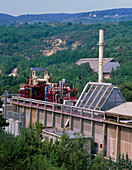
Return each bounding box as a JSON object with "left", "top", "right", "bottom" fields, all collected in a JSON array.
[{"left": 98, "top": 29, "right": 105, "bottom": 83}]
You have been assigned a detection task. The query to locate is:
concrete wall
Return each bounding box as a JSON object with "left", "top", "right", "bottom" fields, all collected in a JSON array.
[
  {"left": 55, "top": 113, "right": 61, "bottom": 127},
  {"left": 7, "top": 105, "right": 16, "bottom": 112},
  {"left": 94, "top": 122, "right": 103, "bottom": 153},
  {"left": 32, "top": 108, "right": 37, "bottom": 124},
  {"left": 106, "top": 125, "right": 117, "bottom": 160},
  {"left": 47, "top": 112, "right": 52, "bottom": 126},
  {"left": 14, "top": 103, "right": 132, "bottom": 161},
  {"left": 39, "top": 110, "right": 45, "bottom": 126},
  {"left": 120, "top": 127, "right": 132, "bottom": 160},
  {"left": 25, "top": 107, "right": 30, "bottom": 128},
  {"left": 83, "top": 120, "right": 91, "bottom": 136},
  {"left": 73, "top": 117, "right": 80, "bottom": 132}
]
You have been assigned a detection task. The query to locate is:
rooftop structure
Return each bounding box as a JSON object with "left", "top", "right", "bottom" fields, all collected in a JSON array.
[
  {"left": 105, "top": 102, "right": 132, "bottom": 117},
  {"left": 75, "top": 82, "right": 125, "bottom": 111},
  {"left": 43, "top": 127, "right": 92, "bottom": 139},
  {"left": 42, "top": 127, "right": 92, "bottom": 153},
  {"left": 76, "top": 58, "right": 120, "bottom": 74}
]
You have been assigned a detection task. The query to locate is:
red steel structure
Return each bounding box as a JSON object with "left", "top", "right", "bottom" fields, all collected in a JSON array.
[{"left": 17, "top": 68, "right": 77, "bottom": 104}]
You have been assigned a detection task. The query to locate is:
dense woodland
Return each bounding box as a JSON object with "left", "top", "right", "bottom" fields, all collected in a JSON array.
[
  {"left": 0, "top": 116, "right": 132, "bottom": 169},
  {"left": 0, "top": 21, "right": 131, "bottom": 100}
]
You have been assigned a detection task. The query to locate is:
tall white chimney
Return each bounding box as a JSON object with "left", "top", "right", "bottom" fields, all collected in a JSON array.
[{"left": 98, "top": 29, "right": 105, "bottom": 83}]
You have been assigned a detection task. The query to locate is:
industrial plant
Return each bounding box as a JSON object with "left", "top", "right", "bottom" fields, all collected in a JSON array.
[{"left": 3, "top": 29, "right": 132, "bottom": 161}]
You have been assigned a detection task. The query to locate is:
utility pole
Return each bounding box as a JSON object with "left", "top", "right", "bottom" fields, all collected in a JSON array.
[
  {"left": 3, "top": 90, "right": 8, "bottom": 118},
  {"left": 3, "top": 90, "right": 20, "bottom": 118}
]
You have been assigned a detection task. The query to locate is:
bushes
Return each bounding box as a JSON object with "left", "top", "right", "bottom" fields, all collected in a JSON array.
[{"left": 1, "top": 120, "right": 132, "bottom": 169}]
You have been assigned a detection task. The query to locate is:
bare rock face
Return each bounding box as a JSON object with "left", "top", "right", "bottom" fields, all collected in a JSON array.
[
  {"left": 41, "top": 37, "right": 67, "bottom": 57},
  {"left": 8, "top": 68, "right": 18, "bottom": 77}
]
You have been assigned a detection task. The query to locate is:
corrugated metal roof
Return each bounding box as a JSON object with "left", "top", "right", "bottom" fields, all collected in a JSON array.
[
  {"left": 105, "top": 102, "right": 132, "bottom": 117},
  {"left": 103, "top": 62, "right": 120, "bottom": 73},
  {"left": 76, "top": 58, "right": 117, "bottom": 72}
]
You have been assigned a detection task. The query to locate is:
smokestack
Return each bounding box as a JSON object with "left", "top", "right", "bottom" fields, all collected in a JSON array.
[{"left": 98, "top": 29, "right": 105, "bottom": 83}]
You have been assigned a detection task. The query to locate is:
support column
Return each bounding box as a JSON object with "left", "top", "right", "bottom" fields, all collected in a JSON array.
[
  {"left": 61, "top": 105, "right": 63, "bottom": 112},
  {"left": 60, "top": 114, "right": 63, "bottom": 128},
  {"left": 30, "top": 107, "right": 32, "bottom": 124},
  {"left": 90, "top": 120, "right": 94, "bottom": 153},
  {"left": 91, "top": 111, "right": 94, "bottom": 137},
  {"left": 37, "top": 101, "right": 39, "bottom": 107},
  {"left": 90, "top": 121, "right": 94, "bottom": 137},
  {"left": 44, "top": 110, "right": 47, "bottom": 127},
  {"left": 103, "top": 123, "right": 107, "bottom": 155},
  {"left": 52, "top": 112, "right": 55, "bottom": 127},
  {"left": 37, "top": 109, "right": 39, "bottom": 121},
  {"left": 80, "top": 118, "right": 83, "bottom": 133},
  {"left": 69, "top": 116, "right": 73, "bottom": 130},
  {"left": 17, "top": 105, "right": 19, "bottom": 113},
  {"left": 91, "top": 111, "right": 94, "bottom": 153},
  {"left": 23, "top": 106, "right": 26, "bottom": 127},
  {"left": 103, "top": 113, "right": 107, "bottom": 155},
  {"left": 116, "top": 125, "right": 120, "bottom": 161}
]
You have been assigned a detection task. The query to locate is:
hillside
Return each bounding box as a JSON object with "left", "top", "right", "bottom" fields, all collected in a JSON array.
[
  {"left": 0, "top": 21, "right": 131, "bottom": 100},
  {"left": 0, "top": 8, "right": 132, "bottom": 26}
]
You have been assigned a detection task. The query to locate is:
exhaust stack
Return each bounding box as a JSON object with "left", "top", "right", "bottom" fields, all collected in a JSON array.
[{"left": 98, "top": 29, "right": 105, "bottom": 83}]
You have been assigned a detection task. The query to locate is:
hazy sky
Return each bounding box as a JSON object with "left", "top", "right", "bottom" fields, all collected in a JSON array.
[{"left": 0, "top": 0, "right": 132, "bottom": 16}]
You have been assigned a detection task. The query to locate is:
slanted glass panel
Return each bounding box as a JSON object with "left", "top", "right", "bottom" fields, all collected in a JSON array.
[
  {"left": 96, "top": 91, "right": 111, "bottom": 109},
  {"left": 86, "top": 90, "right": 98, "bottom": 106},
  {"left": 107, "top": 86, "right": 113, "bottom": 91},
  {"left": 86, "top": 86, "right": 101, "bottom": 108},
  {"left": 102, "top": 86, "right": 109, "bottom": 91},
  {"left": 79, "top": 85, "right": 96, "bottom": 107},
  {"left": 76, "top": 83, "right": 121, "bottom": 111},
  {"left": 90, "top": 91, "right": 104, "bottom": 109},
  {"left": 96, "top": 85, "right": 102, "bottom": 90},
  {"left": 91, "top": 85, "right": 96, "bottom": 90}
]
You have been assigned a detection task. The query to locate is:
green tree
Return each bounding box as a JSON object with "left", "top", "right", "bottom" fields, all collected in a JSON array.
[
  {"left": 0, "top": 114, "right": 9, "bottom": 128},
  {"left": 119, "top": 82, "right": 132, "bottom": 102}
]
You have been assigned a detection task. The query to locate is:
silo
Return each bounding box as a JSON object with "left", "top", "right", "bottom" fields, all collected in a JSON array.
[
  {"left": 15, "top": 120, "right": 21, "bottom": 136},
  {"left": 5, "top": 119, "right": 9, "bottom": 133},
  {"left": 8, "top": 118, "right": 14, "bottom": 134},
  {"left": 12, "top": 120, "right": 15, "bottom": 135}
]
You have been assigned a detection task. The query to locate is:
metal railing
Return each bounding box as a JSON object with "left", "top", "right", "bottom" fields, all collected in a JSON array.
[
  {"left": 12, "top": 96, "right": 104, "bottom": 119},
  {"left": 11, "top": 96, "right": 132, "bottom": 128}
]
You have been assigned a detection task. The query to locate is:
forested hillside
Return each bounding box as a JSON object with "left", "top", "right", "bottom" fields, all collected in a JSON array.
[
  {"left": 0, "top": 21, "right": 132, "bottom": 100},
  {"left": 0, "top": 8, "right": 132, "bottom": 25}
]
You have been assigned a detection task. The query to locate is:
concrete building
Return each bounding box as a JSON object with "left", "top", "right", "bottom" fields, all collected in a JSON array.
[
  {"left": 104, "top": 102, "right": 132, "bottom": 160},
  {"left": 5, "top": 94, "right": 131, "bottom": 161},
  {"left": 4, "top": 109, "right": 25, "bottom": 136}
]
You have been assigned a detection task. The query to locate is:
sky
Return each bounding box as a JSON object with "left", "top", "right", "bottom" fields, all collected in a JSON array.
[{"left": 0, "top": 0, "right": 132, "bottom": 16}]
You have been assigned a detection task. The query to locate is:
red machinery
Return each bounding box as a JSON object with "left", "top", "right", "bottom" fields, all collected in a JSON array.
[{"left": 17, "top": 68, "right": 78, "bottom": 104}]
